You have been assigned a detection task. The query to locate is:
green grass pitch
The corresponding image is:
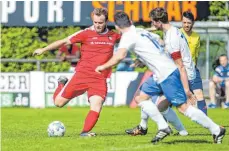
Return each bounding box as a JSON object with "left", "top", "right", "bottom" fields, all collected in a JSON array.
[{"left": 1, "top": 107, "right": 229, "bottom": 151}]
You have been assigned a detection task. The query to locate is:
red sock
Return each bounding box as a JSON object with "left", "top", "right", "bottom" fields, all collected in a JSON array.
[
  {"left": 82, "top": 110, "right": 100, "bottom": 133},
  {"left": 53, "top": 83, "right": 64, "bottom": 103}
]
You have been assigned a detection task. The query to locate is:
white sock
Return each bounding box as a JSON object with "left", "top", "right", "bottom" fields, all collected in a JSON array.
[
  {"left": 139, "top": 100, "right": 168, "bottom": 130},
  {"left": 184, "top": 105, "right": 220, "bottom": 135},
  {"left": 162, "top": 107, "right": 186, "bottom": 132},
  {"left": 139, "top": 108, "right": 149, "bottom": 130}
]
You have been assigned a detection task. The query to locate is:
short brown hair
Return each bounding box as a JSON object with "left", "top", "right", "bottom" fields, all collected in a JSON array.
[
  {"left": 149, "top": 7, "right": 168, "bottom": 23},
  {"left": 92, "top": 8, "right": 108, "bottom": 21},
  {"left": 114, "top": 12, "right": 132, "bottom": 28}
]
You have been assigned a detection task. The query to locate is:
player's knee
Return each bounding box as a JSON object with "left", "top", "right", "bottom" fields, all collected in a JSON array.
[
  {"left": 157, "top": 99, "right": 170, "bottom": 112},
  {"left": 225, "top": 80, "right": 229, "bottom": 87},
  {"left": 89, "top": 96, "right": 104, "bottom": 112},
  {"left": 209, "top": 80, "right": 216, "bottom": 88},
  {"left": 134, "top": 96, "right": 140, "bottom": 104},
  {"left": 134, "top": 93, "right": 150, "bottom": 104},
  {"left": 177, "top": 103, "right": 189, "bottom": 114},
  {"left": 54, "top": 98, "right": 64, "bottom": 108},
  {"left": 193, "top": 89, "right": 204, "bottom": 100},
  {"left": 134, "top": 96, "right": 145, "bottom": 104}
]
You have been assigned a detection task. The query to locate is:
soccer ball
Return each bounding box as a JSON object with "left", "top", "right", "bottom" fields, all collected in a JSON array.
[{"left": 47, "top": 121, "right": 66, "bottom": 137}]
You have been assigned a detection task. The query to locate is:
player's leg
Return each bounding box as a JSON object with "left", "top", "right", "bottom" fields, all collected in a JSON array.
[
  {"left": 157, "top": 97, "right": 188, "bottom": 136},
  {"left": 208, "top": 80, "right": 217, "bottom": 108},
  {"left": 135, "top": 91, "right": 172, "bottom": 143},
  {"left": 53, "top": 74, "right": 87, "bottom": 107},
  {"left": 191, "top": 68, "right": 207, "bottom": 114},
  {"left": 177, "top": 103, "right": 225, "bottom": 143},
  {"left": 125, "top": 93, "right": 151, "bottom": 136},
  {"left": 80, "top": 78, "right": 107, "bottom": 137},
  {"left": 53, "top": 76, "right": 69, "bottom": 107},
  {"left": 138, "top": 95, "right": 159, "bottom": 131},
  {"left": 133, "top": 77, "right": 172, "bottom": 143},
  {"left": 224, "top": 80, "right": 229, "bottom": 108},
  {"left": 161, "top": 69, "right": 225, "bottom": 144},
  {"left": 80, "top": 95, "right": 104, "bottom": 137},
  {"left": 126, "top": 94, "right": 188, "bottom": 136}
]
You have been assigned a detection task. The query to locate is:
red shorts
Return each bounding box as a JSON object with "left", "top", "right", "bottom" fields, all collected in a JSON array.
[{"left": 59, "top": 72, "right": 107, "bottom": 100}]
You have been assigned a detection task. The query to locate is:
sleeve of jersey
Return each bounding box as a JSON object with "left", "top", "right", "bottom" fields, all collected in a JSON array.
[
  {"left": 118, "top": 34, "right": 135, "bottom": 51},
  {"left": 195, "top": 36, "right": 200, "bottom": 58},
  {"left": 171, "top": 51, "right": 182, "bottom": 60},
  {"left": 68, "top": 30, "right": 85, "bottom": 44},
  {"left": 59, "top": 45, "right": 65, "bottom": 52},
  {"left": 214, "top": 67, "right": 221, "bottom": 77},
  {"left": 167, "top": 31, "right": 180, "bottom": 54}
]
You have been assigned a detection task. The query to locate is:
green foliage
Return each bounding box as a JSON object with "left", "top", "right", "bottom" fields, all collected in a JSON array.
[
  {"left": 209, "top": 1, "right": 229, "bottom": 20},
  {"left": 1, "top": 27, "right": 46, "bottom": 72},
  {"left": 1, "top": 26, "right": 82, "bottom": 72}
]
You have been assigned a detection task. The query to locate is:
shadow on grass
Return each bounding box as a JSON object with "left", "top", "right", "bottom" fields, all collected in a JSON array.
[
  {"left": 99, "top": 132, "right": 129, "bottom": 137},
  {"left": 164, "top": 139, "right": 212, "bottom": 144},
  {"left": 64, "top": 132, "right": 128, "bottom": 137},
  {"left": 186, "top": 133, "right": 212, "bottom": 136}
]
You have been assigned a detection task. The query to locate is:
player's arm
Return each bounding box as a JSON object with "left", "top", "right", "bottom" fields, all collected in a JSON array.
[
  {"left": 172, "top": 51, "right": 196, "bottom": 104},
  {"left": 56, "top": 49, "right": 66, "bottom": 61},
  {"left": 65, "top": 51, "right": 80, "bottom": 60},
  {"left": 95, "top": 34, "right": 135, "bottom": 73},
  {"left": 95, "top": 48, "right": 128, "bottom": 73},
  {"left": 33, "top": 30, "right": 85, "bottom": 56},
  {"left": 212, "top": 67, "right": 224, "bottom": 83},
  {"left": 195, "top": 36, "right": 200, "bottom": 65},
  {"left": 168, "top": 32, "right": 192, "bottom": 95},
  {"left": 33, "top": 38, "right": 71, "bottom": 56},
  {"left": 173, "top": 55, "right": 190, "bottom": 93}
]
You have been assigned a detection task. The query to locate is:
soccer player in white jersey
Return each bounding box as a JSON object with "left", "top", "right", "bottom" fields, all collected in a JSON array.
[
  {"left": 126, "top": 9, "right": 208, "bottom": 137},
  {"left": 149, "top": 8, "right": 207, "bottom": 115},
  {"left": 125, "top": 34, "right": 188, "bottom": 137},
  {"left": 95, "top": 11, "right": 226, "bottom": 144}
]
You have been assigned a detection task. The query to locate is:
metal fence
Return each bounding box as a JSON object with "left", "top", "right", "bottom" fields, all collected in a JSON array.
[{"left": 1, "top": 58, "right": 133, "bottom": 71}]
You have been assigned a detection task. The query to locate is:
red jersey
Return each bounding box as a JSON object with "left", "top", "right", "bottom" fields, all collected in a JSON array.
[{"left": 68, "top": 27, "right": 121, "bottom": 78}]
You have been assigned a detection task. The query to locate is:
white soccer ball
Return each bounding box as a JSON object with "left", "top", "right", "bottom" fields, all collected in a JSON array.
[{"left": 47, "top": 121, "right": 66, "bottom": 137}]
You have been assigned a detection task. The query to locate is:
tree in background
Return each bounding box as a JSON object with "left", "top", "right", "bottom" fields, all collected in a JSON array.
[{"left": 209, "top": 1, "right": 229, "bottom": 21}]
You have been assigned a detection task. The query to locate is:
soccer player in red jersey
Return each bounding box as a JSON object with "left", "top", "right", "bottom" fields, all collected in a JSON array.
[{"left": 33, "top": 8, "right": 121, "bottom": 137}]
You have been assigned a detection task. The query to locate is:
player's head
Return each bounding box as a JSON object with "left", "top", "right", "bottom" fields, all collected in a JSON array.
[
  {"left": 182, "top": 11, "right": 194, "bottom": 33},
  {"left": 213, "top": 54, "right": 228, "bottom": 69},
  {"left": 92, "top": 8, "right": 108, "bottom": 33},
  {"left": 114, "top": 11, "right": 132, "bottom": 32},
  {"left": 149, "top": 7, "right": 168, "bottom": 30},
  {"left": 219, "top": 54, "right": 228, "bottom": 67}
]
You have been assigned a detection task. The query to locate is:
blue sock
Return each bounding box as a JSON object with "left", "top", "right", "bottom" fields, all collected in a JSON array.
[
  {"left": 197, "top": 100, "right": 207, "bottom": 115},
  {"left": 161, "top": 107, "right": 186, "bottom": 132}
]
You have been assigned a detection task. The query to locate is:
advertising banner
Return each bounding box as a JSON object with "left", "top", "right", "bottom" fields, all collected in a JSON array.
[
  {"left": 1, "top": 1, "right": 210, "bottom": 26},
  {"left": 0, "top": 73, "right": 30, "bottom": 107},
  {"left": 2, "top": 71, "right": 210, "bottom": 108}
]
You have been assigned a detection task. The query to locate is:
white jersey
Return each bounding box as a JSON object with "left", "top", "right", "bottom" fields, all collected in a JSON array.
[
  {"left": 164, "top": 26, "right": 196, "bottom": 80},
  {"left": 118, "top": 25, "right": 177, "bottom": 83}
]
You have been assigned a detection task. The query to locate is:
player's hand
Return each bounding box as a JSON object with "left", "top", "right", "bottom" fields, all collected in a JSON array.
[
  {"left": 130, "top": 59, "right": 146, "bottom": 68},
  {"left": 33, "top": 48, "right": 45, "bottom": 56},
  {"left": 186, "top": 90, "right": 197, "bottom": 105},
  {"left": 95, "top": 66, "right": 105, "bottom": 74}
]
